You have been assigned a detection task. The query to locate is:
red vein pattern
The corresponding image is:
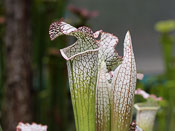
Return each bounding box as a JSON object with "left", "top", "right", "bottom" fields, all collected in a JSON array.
[
  {"left": 98, "top": 32, "right": 122, "bottom": 70},
  {"left": 111, "top": 32, "right": 137, "bottom": 131},
  {"left": 49, "top": 19, "right": 136, "bottom": 131},
  {"left": 95, "top": 61, "right": 111, "bottom": 131},
  {"left": 49, "top": 20, "right": 77, "bottom": 41},
  {"left": 95, "top": 32, "right": 122, "bottom": 131},
  {"left": 50, "top": 20, "right": 100, "bottom": 131}
]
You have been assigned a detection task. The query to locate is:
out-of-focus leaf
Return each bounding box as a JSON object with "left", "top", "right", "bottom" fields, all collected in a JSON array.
[
  {"left": 0, "top": 125, "right": 2, "bottom": 131},
  {"left": 155, "top": 20, "right": 175, "bottom": 33}
]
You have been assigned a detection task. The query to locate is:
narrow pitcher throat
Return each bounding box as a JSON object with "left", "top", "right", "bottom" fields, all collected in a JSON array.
[{"left": 60, "top": 48, "right": 99, "bottom": 61}]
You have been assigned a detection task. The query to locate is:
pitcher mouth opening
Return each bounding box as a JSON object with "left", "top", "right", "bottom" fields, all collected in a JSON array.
[{"left": 60, "top": 48, "right": 99, "bottom": 61}]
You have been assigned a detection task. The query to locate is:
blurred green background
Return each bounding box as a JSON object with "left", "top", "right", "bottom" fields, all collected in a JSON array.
[{"left": 0, "top": 0, "right": 175, "bottom": 130}]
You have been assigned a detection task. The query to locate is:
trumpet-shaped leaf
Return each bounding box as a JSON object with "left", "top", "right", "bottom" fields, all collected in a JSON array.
[
  {"left": 111, "top": 32, "right": 137, "bottom": 131},
  {"left": 95, "top": 31, "right": 122, "bottom": 131},
  {"left": 49, "top": 19, "right": 137, "bottom": 131},
  {"left": 49, "top": 20, "right": 100, "bottom": 131}
]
